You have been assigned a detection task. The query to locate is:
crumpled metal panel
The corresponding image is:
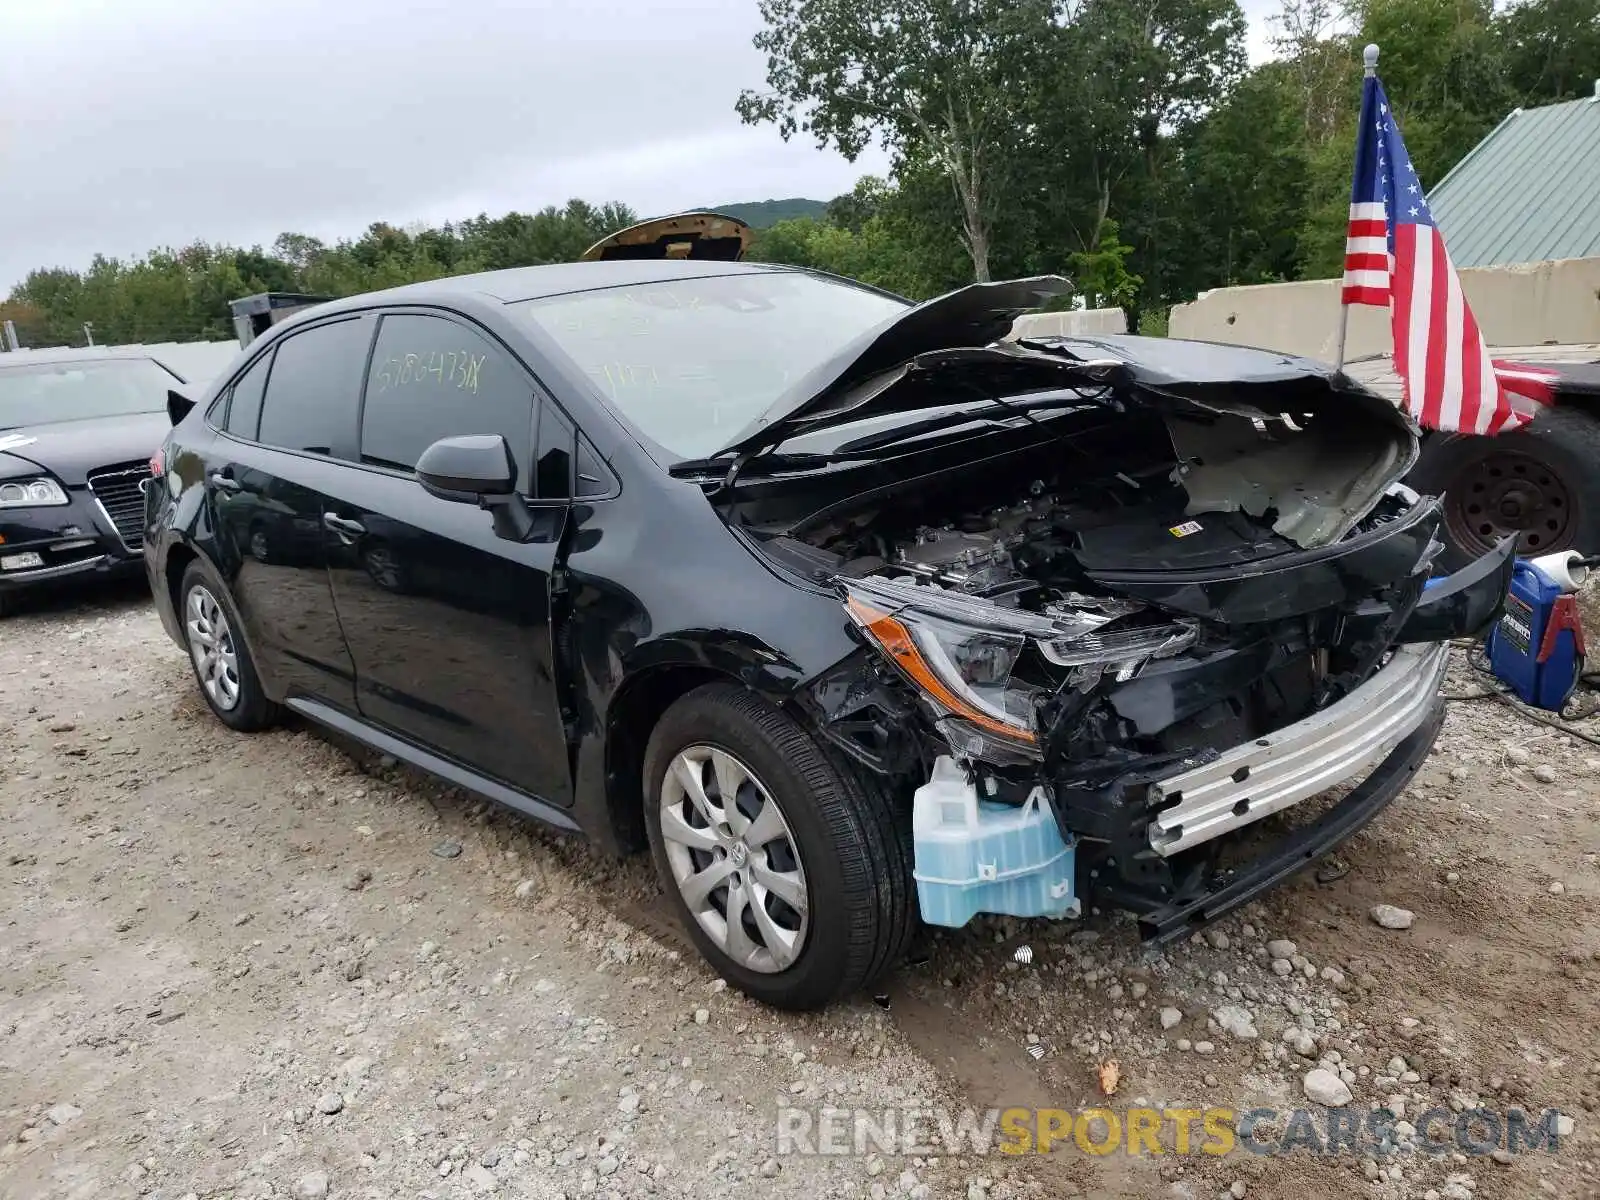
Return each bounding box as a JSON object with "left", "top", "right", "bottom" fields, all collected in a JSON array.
[{"left": 1166, "top": 408, "right": 1416, "bottom": 548}]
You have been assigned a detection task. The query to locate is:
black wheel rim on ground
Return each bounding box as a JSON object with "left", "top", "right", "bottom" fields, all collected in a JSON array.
[{"left": 1442, "top": 446, "right": 1577, "bottom": 558}]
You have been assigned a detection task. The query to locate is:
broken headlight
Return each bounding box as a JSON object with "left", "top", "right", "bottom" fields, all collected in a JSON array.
[{"left": 840, "top": 577, "right": 1197, "bottom": 759}]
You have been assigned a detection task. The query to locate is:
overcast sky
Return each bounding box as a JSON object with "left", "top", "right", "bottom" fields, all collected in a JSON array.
[{"left": 0, "top": 0, "right": 1281, "bottom": 293}]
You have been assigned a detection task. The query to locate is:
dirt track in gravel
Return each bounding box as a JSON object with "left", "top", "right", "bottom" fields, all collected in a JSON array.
[{"left": 3, "top": 579, "right": 1599, "bottom": 1200}]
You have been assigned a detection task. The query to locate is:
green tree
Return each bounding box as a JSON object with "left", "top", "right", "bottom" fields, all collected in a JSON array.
[
  {"left": 1174, "top": 61, "right": 1312, "bottom": 290},
  {"left": 737, "top": 0, "right": 1056, "bottom": 282},
  {"left": 1497, "top": 0, "right": 1600, "bottom": 102},
  {"left": 1019, "top": 0, "right": 1248, "bottom": 320},
  {"left": 1068, "top": 218, "right": 1141, "bottom": 308}
]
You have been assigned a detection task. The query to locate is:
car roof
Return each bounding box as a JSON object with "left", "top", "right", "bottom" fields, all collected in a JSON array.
[{"left": 317, "top": 258, "right": 794, "bottom": 314}]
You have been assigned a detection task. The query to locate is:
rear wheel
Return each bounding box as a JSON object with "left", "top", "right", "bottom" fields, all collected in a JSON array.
[
  {"left": 642, "top": 683, "right": 916, "bottom": 1010},
  {"left": 1408, "top": 404, "right": 1600, "bottom": 568},
  {"left": 179, "top": 560, "right": 279, "bottom": 731}
]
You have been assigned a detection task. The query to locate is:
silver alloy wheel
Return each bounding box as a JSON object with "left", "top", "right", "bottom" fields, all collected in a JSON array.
[
  {"left": 185, "top": 585, "right": 241, "bottom": 711},
  {"left": 659, "top": 745, "right": 810, "bottom": 973}
]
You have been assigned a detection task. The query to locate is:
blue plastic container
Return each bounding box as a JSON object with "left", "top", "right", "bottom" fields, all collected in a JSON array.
[
  {"left": 1485, "top": 558, "right": 1585, "bottom": 711},
  {"left": 911, "top": 756, "right": 1079, "bottom": 928}
]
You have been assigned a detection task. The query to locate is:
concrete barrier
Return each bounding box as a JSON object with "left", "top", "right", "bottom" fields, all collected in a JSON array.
[
  {"left": 1169, "top": 256, "right": 1600, "bottom": 358},
  {"left": 1009, "top": 307, "right": 1127, "bottom": 340}
]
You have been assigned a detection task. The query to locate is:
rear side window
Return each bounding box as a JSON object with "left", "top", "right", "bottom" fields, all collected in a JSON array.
[
  {"left": 224, "top": 351, "right": 272, "bottom": 439},
  {"left": 360, "top": 313, "right": 533, "bottom": 485},
  {"left": 256, "top": 319, "right": 369, "bottom": 456}
]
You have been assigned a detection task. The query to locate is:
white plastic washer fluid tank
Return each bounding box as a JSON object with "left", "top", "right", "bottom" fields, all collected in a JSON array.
[{"left": 910, "top": 756, "right": 1078, "bottom": 927}]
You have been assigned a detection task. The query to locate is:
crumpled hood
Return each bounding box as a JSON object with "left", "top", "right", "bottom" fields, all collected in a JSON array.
[
  {"left": 1036, "top": 335, "right": 1419, "bottom": 547},
  {"left": 711, "top": 276, "right": 1076, "bottom": 457},
  {"left": 717, "top": 311, "right": 1420, "bottom": 549}
]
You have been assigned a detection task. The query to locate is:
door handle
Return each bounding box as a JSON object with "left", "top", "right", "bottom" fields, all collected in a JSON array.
[
  {"left": 322, "top": 512, "right": 366, "bottom": 537},
  {"left": 206, "top": 470, "right": 240, "bottom": 493}
]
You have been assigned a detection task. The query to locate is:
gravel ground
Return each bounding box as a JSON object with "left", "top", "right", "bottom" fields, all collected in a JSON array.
[{"left": 3, "top": 580, "right": 1599, "bottom": 1200}]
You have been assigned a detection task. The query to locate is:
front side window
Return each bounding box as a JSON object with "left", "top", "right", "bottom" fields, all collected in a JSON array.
[
  {"left": 256, "top": 318, "right": 370, "bottom": 456},
  {"left": 360, "top": 313, "right": 533, "bottom": 486},
  {"left": 0, "top": 357, "right": 180, "bottom": 429},
  {"left": 513, "top": 272, "right": 907, "bottom": 459}
]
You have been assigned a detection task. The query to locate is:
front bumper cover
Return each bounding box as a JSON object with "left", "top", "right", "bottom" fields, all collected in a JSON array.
[{"left": 0, "top": 490, "right": 142, "bottom": 595}]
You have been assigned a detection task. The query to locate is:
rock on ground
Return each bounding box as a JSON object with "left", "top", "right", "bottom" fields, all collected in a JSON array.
[
  {"left": 1212, "top": 1005, "right": 1258, "bottom": 1040},
  {"left": 1370, "top": 904, "right": 1415, "bottom": 930},
  {"left": 1303, "top": 1068, "right": 1354, "bottom": 1107}
]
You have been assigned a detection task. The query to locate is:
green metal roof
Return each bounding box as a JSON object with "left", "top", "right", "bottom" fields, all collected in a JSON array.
[{"left": 1429, "top": 91, "right": 1600, "bottom": 268}]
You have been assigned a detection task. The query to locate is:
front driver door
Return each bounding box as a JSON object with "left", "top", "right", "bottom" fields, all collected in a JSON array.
[{"left": 322, "top": 309, "right": 575, "bottom": 806}]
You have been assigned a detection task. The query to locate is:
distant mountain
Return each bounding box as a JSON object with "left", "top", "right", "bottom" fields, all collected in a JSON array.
[{"left": 703, "top": 198, "right": 828, "bottom": 228}]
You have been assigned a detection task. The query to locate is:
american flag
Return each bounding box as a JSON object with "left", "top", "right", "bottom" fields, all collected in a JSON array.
[{"left": 1341, "top": 72, "right": 1532, "bottom": 434}]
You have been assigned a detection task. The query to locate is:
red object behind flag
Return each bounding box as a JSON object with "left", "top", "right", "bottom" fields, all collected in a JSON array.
[{"left": 1341, "top": 70, "right": 1529, "bottom": 435}]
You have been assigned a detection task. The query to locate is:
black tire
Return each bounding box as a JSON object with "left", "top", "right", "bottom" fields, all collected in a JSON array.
[
  {"left": 642, "top": 682, "right": 916, "bottom": 1010},
  {"left": 1408, "top": 405, "right": 1600, "bottom": 569},
  {"left": 178, "top": 558, "right": 279, "bottom": 732}
]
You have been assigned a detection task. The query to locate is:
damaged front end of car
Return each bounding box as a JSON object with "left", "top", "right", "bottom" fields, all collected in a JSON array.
[{"left": 769, "top": 327, "right": 1516, "bottom": 944}]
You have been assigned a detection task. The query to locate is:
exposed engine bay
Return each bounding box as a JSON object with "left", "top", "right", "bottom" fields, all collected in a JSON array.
[
  {"left": 762, "top": 392, "right": 1426, "bottom": 677},
  {"left": 814, "top": 461, "right": 1418, "bottom": 597},
  {"left": 703, "top": 305, "right": 1515, "bottom": 946}
]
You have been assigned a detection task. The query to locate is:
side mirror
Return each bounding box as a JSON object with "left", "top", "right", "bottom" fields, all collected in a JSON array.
[
  {"left": 416, "top": 435, "right": 517, "bottom": 502},
  {"left": 167, "top": 386, "right": 196, "bottom": 426},
  {"left": 416, "top": 434, "right": 538, "bottom": 542}
]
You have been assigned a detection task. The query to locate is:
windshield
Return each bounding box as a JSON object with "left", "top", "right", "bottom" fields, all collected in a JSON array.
[
  {"left": 0, "top": 358, "right": 179, "bottom": 428},
  {"left": 514, "top": 272, "right": 907, "bottom": 458}
]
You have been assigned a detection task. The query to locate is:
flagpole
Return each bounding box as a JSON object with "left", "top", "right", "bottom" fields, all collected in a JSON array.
[{"left": 1335, "top": 42, "right": 1381, "bottom": 375}]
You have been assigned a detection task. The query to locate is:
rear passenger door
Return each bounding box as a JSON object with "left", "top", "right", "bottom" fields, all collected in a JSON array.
[
  {"left": 205, "top": 317, "right": 369, "bottom": 708},
  {"left": 322, "top": 309, "right": 575, "bottom": 806}
]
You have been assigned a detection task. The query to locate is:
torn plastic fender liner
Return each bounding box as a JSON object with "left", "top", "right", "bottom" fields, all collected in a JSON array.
[{"left": 1080, "top": 496, "right": 1445, "bottom": 624}]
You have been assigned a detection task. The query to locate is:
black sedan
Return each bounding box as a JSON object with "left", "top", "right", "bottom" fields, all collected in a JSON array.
[
  {"left": 0, "top": 352, "right": 184, "bottom": 616},
  {"left": 144, "top": 260, "right": 1511, "bottom": 1009}
]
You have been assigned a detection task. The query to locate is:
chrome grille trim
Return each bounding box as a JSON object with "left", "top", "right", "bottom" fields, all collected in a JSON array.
[{"left": 85, "top": 461, "right": 152, "bottom": 552}]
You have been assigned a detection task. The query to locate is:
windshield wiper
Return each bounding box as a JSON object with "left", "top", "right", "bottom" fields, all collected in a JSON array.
[
  {"left": 830, "top": 391, "right": 1104, "bottom": 455},
  {"left": 668, "top": 450, "right": 831, "bottom": 479},
  {"left": 670, "top": 392, "right": 1115, "bottom": 482},
  {"left": 670, "top": 389, "right": 1119, "bottom": 490}
]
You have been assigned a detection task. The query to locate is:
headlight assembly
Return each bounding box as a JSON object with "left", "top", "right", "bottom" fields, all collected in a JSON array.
[
  {"left": 0, "top": 477, "right": 69, "bottom": 508},
  {"left": 840, "top": 577, "right": 1197, "bottom": 756}
]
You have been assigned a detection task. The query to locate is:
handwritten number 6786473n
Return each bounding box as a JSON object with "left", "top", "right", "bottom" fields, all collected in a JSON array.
[{"left": 374, "top": 350, "right": 485, "bottom": 395}]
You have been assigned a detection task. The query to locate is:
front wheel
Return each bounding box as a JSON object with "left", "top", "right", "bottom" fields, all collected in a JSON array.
[
  {"left": 642, "top": 683, "right": 916, "bottom": 1010},
  {"left": 179, "top": 560, "right": 279, "bottom": 731},
  {"left": 1408, "top": 404, "right": 1600, "bottom": 569}
]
